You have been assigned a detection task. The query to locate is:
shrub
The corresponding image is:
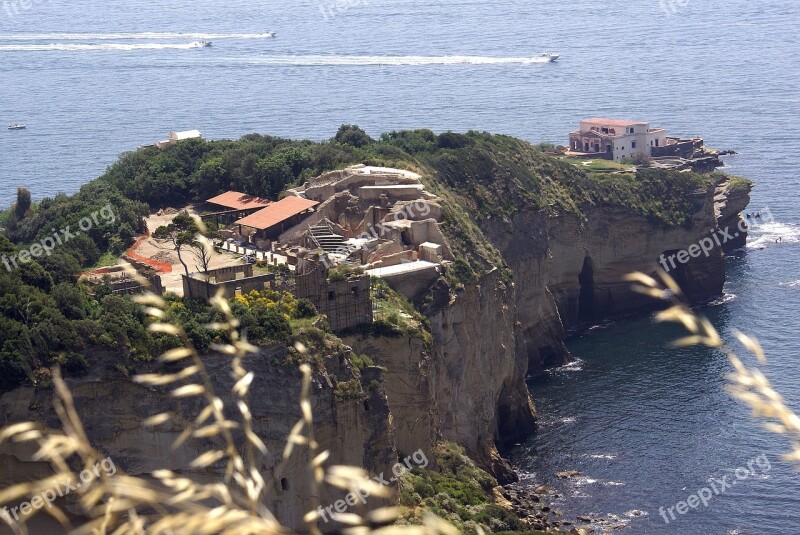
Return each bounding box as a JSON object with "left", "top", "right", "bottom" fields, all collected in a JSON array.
[
  {"left": 334, "top": 378, "right": 362, "bottom": 400},
  {"left": 333, "top": 124, "right": 375, "bottom": 148},
  {"left": 349, "top": 353, "right": 375, "bottom": 371},
  {"left": 294, "top": 298, "right": 317, "bottom": 319}
]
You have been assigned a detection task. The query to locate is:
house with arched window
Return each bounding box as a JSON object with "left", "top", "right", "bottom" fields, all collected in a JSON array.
[{"left": 568, "top": 118, "right": 668, "bottom": 161}]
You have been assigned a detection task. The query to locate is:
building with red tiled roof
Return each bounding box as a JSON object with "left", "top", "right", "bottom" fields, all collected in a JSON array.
[
  {"left": 235, "top": 196, "right": 319, "bottom": 241},
  {"left": 206, "top": 191, "right": 272, "bottom": 212},
  {"left": 582, "top": 118, "right": 646, "bottom": 128},
  {"left": 568, "top": 118, "right": 668, "bottom": 161}
]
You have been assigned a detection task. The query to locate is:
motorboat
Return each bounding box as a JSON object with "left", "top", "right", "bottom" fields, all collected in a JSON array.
[
  {"left": 7, "top": 123, "right": 26, "bottom": 130},
  {"left": 191, "top": 41, "right": 212, "bottom": 48},
  {"left": 536, "top": 53, "right": 560, "bottom": 62}
]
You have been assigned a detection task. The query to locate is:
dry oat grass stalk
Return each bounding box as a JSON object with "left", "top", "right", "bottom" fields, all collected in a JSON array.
[
  {"left": 626, "top": 270, "right": 800, "bottom": 468},
  {"left": 0, "top": 254, "right": 454, "bottom": 534}
]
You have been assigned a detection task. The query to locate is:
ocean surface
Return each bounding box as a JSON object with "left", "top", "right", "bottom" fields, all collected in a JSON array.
[{"left": 1, "top": 0, "right": 799, "bottom": 533}]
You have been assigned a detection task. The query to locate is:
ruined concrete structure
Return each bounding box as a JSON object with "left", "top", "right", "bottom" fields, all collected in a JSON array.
[
  {"left": 182, "top": 264, "right": 275, "bottom": 300},
  {"left": 295, "top": 256, "right": 373, "bottom": 331},
  {"left": 279, "top": 165, "right": 451, "bottom": 300},
  {"left": 81, "top": 265, "right": 164, "bottom": 296}
]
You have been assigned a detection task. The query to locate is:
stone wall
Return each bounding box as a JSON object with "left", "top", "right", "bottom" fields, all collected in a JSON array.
[
  {"left": 182, "top": 264, "right": 276, "bottom": 300},
  {"left": 296, "top": 260, "right": 373, "bottom": 331}
]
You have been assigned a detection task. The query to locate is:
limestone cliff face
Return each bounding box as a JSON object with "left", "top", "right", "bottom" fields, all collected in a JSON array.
[
  {"left": 715, "top": 178, "right": 753, "bottom": 252},
  {"left": 0, "top": 350, "right": 395, "bottom": 531},
  {"left": 342, "top": 181, "right": 746, "bottom": 486},
  {"left": 483, "top": 181, "right": 743, "bottom": 372},
  {"left": 346, "top": 268, "right": 536, "bottom": 484}
]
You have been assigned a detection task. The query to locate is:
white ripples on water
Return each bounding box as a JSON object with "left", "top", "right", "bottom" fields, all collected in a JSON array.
[
  {"left": 0, "top": 32, "right": 275, "bottom": 40},
  {"left": 0, "top": 42, "right": 211, "bottom": 51},
  {"left": 747, "top": 221, "right": 800, "bottom": 250}
]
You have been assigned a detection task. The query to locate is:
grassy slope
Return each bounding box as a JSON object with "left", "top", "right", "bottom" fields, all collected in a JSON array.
[{"left": 410, "top": 132, "right": 720, "bottom": 277}]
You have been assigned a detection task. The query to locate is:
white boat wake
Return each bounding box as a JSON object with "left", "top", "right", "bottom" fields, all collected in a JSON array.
[
  {"left": 746, "top": 221, "right": 800, "bottom": 250},
  {"left": 0, "top": 32, "right": 275, "bottom": 41},
  {"left": 0, "top": 46, "right": 559, "bottom": 64},
  {"left": 0, "top": 42, "right": 213, "bottom": 51}
]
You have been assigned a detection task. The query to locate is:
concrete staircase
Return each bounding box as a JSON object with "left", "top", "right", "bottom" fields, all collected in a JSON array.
[{"left": 308, "top": 223, "right": 346, "bottom": 254}]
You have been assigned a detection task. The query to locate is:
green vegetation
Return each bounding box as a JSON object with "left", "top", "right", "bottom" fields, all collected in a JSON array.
[
  {"left": 93, "top": 252, "right": 120, "bottom": 269},
  {"left": 327, "top": 264, "right": 365, "bottom": 282},
  {"left": 564, "top": 157, "right": 635, "bottom": 173},
  {"left": 397, "top": 442, "right": 544, "bottom": 534},
  {"left": 445, "top": 258, "right": 477, "bottom": 289},
  {"left": 366, "top": 278, "right": 431, "bottom": 343},
  {"left": 576, "top": 168, "right": 718, "bottom": 227},
  {"left": 349, "top": 353, "right": 375, "bottom": 371},
  {"left": 724, "top": 174, "right": 754, "bottom": 193},
  {"left": 333, "top": 378, "right": 363, "bottom": 400}
]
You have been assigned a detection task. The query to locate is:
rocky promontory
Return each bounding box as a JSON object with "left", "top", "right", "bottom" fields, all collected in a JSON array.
[{"left": 0, "top": 129, "right": 752, "bottom": 532}]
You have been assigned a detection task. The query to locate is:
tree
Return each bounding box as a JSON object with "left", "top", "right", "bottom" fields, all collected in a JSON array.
[
  {"left": 333, "top": 124, "right": 374, "bottom": 148},
  {"left": 152, "top": 213, "right": 201, "bottom": 280},
  {"left": 188, "top": 236, "right": 214, "bottom": 273},
  {"left": 192, "top": 157, "right": 229, "bottom": 199},
  {"left": 13, "top": 187, "right": 32, "bottom": 220}
]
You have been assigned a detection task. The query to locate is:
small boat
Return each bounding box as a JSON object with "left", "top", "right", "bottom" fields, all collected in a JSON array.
[
  {"left": 536, "top": 53, "right": 560, "bottom": 62},
  {"left": 8, "top": 123, "right": 26, "bottom": 130},
  {"left": 191, "top": 40, "right": 212, "bottom": 48},
  {"left": 261, "top": 32, "right": 276, "bottom": 38}
]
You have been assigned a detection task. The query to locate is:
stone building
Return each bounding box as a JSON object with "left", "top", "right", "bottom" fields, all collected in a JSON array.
[
  {"left": 182, "top": 264, "right": 275, "bottom": 300},
  {"left": 295, "top": 256, "right": 373, "bottom": 331},
  {"left": 568, "top": 118, "right": 668, "bottom": 161}
]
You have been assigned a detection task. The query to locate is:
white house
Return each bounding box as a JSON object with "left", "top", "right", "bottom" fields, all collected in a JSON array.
[
  {"left": 155, "top": 130, "right": 203, "bottom": 148},
  {"left": 568, "top": 119, "right": 668, "bottom": 161}
]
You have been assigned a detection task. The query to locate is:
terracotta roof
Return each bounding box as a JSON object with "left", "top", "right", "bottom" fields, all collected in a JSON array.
[
  {"left": 582, "top": 118, "right": 647, "bottom": 127},
  {"left": 206, "top": 191, "right": 272, "bottom": 211},
  {"left": 236, "top": 196, "right": 319, "bottom": 230}
]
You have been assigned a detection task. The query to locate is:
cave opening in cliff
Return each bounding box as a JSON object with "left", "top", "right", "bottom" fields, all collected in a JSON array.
[
  {"left": 578, "top": 256, "right": 595, "bottom": 321},
  {"left": 660, "top": 249, "right": 690, "bottom": 290}
]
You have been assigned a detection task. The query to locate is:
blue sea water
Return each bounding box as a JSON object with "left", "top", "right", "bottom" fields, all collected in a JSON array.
[{"left": 1, "top": 0, "right": 799, "bottom": 533}]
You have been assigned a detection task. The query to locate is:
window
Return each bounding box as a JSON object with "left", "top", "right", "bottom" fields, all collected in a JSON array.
[
  {"left": 328, "top": 290, "right": 336, "bottom": 301},
  {"left": 351, "top": 286, "right": 359, "bottom": 296},
  {"left": 631, "top": 141, "right": 637, "bottom": 149}
]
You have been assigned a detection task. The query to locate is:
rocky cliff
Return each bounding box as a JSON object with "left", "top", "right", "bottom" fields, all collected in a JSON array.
[
  {"left": 341, "top": 175, "right": 751, "bottom": 489},
  {"left": 356, "top": 140, "right": 756, "bottom": 475},
  {"left": 0, "top": 349, "right": 396, "bottom": 531},
  {"left": 478, "top": 176, "right": 751, "bottom": 373},
  {"left": 345, "top": 267, "right": 535, "bottom": 484}
]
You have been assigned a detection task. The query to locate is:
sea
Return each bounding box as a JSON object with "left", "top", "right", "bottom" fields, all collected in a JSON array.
[{"left": 1, "top": 0, "right": 799, "bottom": 533}]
